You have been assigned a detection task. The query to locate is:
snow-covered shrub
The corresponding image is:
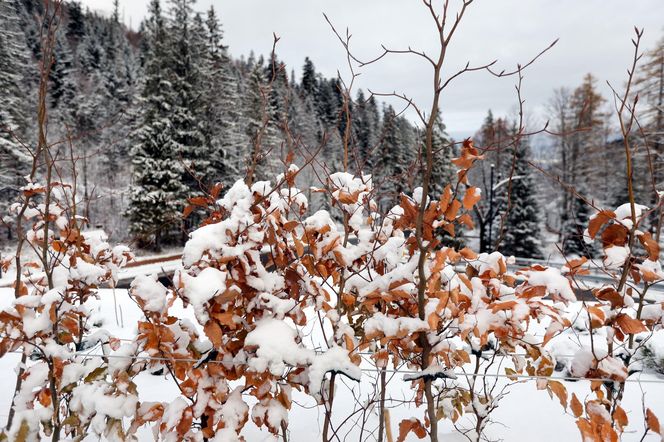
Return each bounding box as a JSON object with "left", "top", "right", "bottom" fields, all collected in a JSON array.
[
  {"left": 124, "top": 143, "right": 584, "bottom": 440},
  {"left": 128, "top": 165, "right": 362, "bottom": 440},
  {"left": 546, "top": 201, "right": 664, "bottom": 441},
  {"left": 0, "top": 179, "right": 134, "bottom": 440},
  {"left": 343, "top": 141, "right": 575, "bottom": 439}
]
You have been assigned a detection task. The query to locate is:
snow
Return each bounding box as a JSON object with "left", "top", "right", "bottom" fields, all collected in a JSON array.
[
  {"left": 469, "top": 252, "right": 507, "bottom": 276},
  {"left": 219, "top": 388, "right": 249, "bottom": 431},
  {"left": 364, "top": 312, "right": 429, "bottom": 338},
  {"left": 253, "top": 292, "right": 296, "bottom": 318},
  {"left": 403, "top": 365, "right": 458, "bottom": 381},
  {"left": 614, "top": 202, "right": 649, "bottom": 228},
  {"left": 518, "top": 266, "right": 576, "bottom": 302},
  {"left": 0, "top": 287, "right": 664, "bottom": 440},
  {"left": 177, "top": 267, "right": 227, "bottom": 323},
  {"left": 604, "top": 245, "right": 630, "bottom": 269},
  {"left": 638, "top": 259, "right": 664, "bottom": 281},
  {"left": 569, "top": 349, "right": 595, "bottom": 377},
  {"left": 182, "top": 180, "right": 258, "bottom": 267},
  {"left": 245, "top": 317, "right": 313, "bottom": 375},
  {"left": 162, "top": 397, "right": 190, "bottom": 432},
  {"left": 130, "top": 273, "right": 169, "bottom": 315},
  {"left": 308, "top": 346, "right": 362, "bottom": 397},
  {"left": 69, "top": 382, "right": 139, "bottom": 435}
]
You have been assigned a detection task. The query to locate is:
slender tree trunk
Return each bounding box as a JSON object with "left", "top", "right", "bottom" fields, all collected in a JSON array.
[
  {"left": 377, "top": 365, "right": 387, "bottom": 442},
  {"left": 322, "top": 372, "right": 336, "bottom": 442},
  {"left": 6, "top": 353, "right": 27, "bottom": 430}
]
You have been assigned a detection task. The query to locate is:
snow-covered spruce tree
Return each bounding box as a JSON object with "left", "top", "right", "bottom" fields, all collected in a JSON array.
[
  {"left": 167, "top": 0, "right": 209, "bottom": 193},
  {"left": 428, "top": 115, "right": 455, "bottom": 201},
  {"left": 65, "top": 0, "right": 85, "bottom": 40},
  {"left": 243, "top": 58, "right": 281, "bottom": 184},
  {"left": 264, "top": 53, "right": 290, "bottom": 130},
  {"left": 126, "top": 0, "right": 186, "bottom": 249},
  {"left": 98, "top": 9, "right": 137, "bottom": 176},
  {"left": 375, "top": 105, "right": 407, "bottom": 211},
  {"left": 301, "top": 56, "right": 318, "bottom": 98},
  {"left": 49, "top": 30, "right": 77, "bottom": 116},
  {"left": 202, "top": 5, "right": 242, "bottom": 190},
  {"left": 497, "top": 137, "right": 543, "bottom": 259},
  {"left": 319, "top": 78, "right": 343, "bottom": 131},
  {"left": 561, "top": 189, "right": 594, "bottom": 257},
  {"left": 352, "top": 90, "right": 381, "bottom": 173},
  {"left": 0, "top": 0, "right": 31, "bottom": 237}
]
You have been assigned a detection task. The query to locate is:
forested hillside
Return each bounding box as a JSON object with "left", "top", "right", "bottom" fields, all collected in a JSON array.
[{"left": 0, "top": 0, "right": 452, "bottom": 250}]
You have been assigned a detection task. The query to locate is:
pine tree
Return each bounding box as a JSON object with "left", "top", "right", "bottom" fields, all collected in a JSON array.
[
  {"left": 243, "top": 60, "right": 281, "bottom": 183},
  {"left": 66, "top": 1, "right": 86, "bottom": 40},
  {"left": 498, "top": 138, "right": 543, "bottom": 259},
  {"left": 316, "top": 78, "right": 339, "bottom": 128},
  {"left": 352, "top": 90, "right": 377, "bottom": 173},
  {"left": 301, "top": 56, "right": 317, "bottom": 98},
  {"left": 49, "top": 31, "right": 77, "bottom": 112},
  {"left": 472, "top": 111, "right": 514, "bottom": 253},
  {"left": 168, "top": 0, "right": 209, "bottom": 193},
  {"left": 112, "top": 0, "right": 120, "bottom": 24},
  {"left": 428, "top": 116, "right": 455, "bottom": 200},
  {"left": 396, "top": 114, "right": 416, "bottom": 194},
  {"left": 561, "top": 190, "right": 594, "bottom": 258},
  {"left": 375, "top": 105, "right": 405, "bottom": 210},
  {"left": 203, "top": 6, "right": 242, "bottom": 188},
  {"left": 126, "top": 0, "right": 186, "bottom": 249},
  {"left": 0, "top": 0, "right": 31, "bottom": 237}
]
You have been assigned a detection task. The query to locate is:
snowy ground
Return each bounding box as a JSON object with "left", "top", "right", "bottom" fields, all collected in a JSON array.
[{"left": 1, "top": 283, "right": 664, "bottom": 441}]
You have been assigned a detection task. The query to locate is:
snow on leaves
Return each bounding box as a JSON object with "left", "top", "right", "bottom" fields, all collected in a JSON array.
[
  {"left": 3, "top": 162, "right": 664, "bottom": 441},
  {"left": 0, "top": 180, "right": 136, "bottom": 440}
]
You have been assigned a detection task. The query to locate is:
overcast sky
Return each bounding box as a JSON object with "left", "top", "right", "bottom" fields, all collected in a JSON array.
[{"left": 80, "top": 0, "right": 663, "bottom": 137}]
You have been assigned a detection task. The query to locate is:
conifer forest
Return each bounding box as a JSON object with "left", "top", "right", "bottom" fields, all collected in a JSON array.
[{"left": 0, "top": 0, "right": 664, "bottom": 441}]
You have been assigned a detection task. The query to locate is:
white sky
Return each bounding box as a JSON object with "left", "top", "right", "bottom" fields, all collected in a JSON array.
[{"left": 80, "top": 0, "right": 664, "bottom": 137}]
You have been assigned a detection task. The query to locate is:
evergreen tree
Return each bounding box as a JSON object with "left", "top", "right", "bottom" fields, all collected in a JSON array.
[
  {"left": 498, "top": 138, "right": 543, "bottom": 259},
  {"left": 168, "top": 0, "right": 209, "bottom": 192},
  {"left": 66, "top": 1, "right": 86, "bottom": 40},
  {"left": 203, "top": 6, "right": 242, "bottom": 188},
  {"left": 112, "top": 0, "right": 120, "bottom": 24},
  {"left": 375, "top": 105, "right": 405, "bottom": 209},
  {"left": 561, "top": 191, "right": 594, "bottom": 258},
  {"left": 301, "top": 56, "right": 317, "bottom": 97},
  {"left": 243, "top": 60, "right": 281, "bottom": 183},
  {"left": 352, "top": 90, "right": 378, "bottom": 172},
  {"left": 426, "top": 116, "right": 454, "bottom": 201},
  {"left": 49, "top": 31, "right": 77, "bottom": 112},
  {"left": 0, "top": 0, "right": 31, "bottom": 234},
  {"left": 126, "top": 0, "right": 186, "bottom": 249},
  {"left": 316, "top": 78, "right": 338, "bottom": 128}
]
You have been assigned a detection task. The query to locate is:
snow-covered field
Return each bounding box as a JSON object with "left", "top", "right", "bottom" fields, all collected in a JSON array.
[{"left": 1, "top": 285, "right": 664, "bottom": 441}]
